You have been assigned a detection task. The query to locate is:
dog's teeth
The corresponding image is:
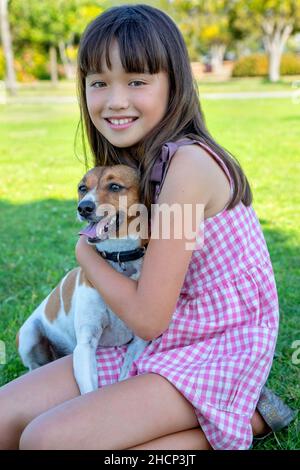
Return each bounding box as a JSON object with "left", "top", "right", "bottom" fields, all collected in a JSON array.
[{"left": 109, "top": 216, "right": 116, "bottom": 226}]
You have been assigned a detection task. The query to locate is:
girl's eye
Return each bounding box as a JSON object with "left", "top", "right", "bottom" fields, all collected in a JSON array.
[
  {"left": 91, "top": 81, "right": 106, "bottom": 88},
  {"left": 129, "top": 80, "right": 145, "bottom": 87}
]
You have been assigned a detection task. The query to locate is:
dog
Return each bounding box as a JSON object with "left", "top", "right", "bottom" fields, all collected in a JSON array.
[{"left": 17, "top": 165, "right": 149, "bottom": 394}]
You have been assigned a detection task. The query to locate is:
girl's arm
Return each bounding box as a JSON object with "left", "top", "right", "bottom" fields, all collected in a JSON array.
[{"left": 76, "top": 145, "right": 215, "bottom": 340}]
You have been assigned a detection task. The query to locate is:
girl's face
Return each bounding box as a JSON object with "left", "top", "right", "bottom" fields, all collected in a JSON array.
[{"left": 85, "top": 41, "right": 169, "bottom": 148}]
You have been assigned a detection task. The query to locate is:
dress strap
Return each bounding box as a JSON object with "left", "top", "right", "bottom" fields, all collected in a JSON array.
[{"left": 150, "top": 138, "right": 234, "bottom": 202}]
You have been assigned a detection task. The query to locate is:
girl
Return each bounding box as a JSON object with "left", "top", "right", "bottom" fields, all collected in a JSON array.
[{"left": 0, "top": 4, "right": 295, "bottom": 450}]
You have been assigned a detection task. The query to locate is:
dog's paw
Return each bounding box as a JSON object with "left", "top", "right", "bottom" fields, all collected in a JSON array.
[
  {"left": 73, "top": 344, "right": 98, "bottom": 395},
  {"left": 78, "top": 380, "right": 97, "bottom": 395}
]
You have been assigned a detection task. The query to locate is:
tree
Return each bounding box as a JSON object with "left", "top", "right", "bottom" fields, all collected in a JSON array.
[
  {"left": 9, "top": 0, "right": 104, "bottom": 83},
  {"left": 168, "top": 0, "right": 233, "bottom": 73},
  {"left": 57, "top": 1, "right": 105, "bottom": 79},
  {"left": 231, "top": 0, "right": 300, "bottom": 82},
  {"left": 0, "top": 0, "right": 17, "bottom": 94}
]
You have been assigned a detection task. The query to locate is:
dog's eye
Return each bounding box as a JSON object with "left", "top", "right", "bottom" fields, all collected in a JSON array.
[
  {"left": 78, "top": 184, "right": 88, "bottom": 193},
  {"left": 109, "top": 183, "right": 123, "bottom": 192}
]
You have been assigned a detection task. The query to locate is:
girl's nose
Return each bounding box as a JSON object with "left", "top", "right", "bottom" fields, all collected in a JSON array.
[{"left": 107, "top": 85, "right": 129, "bottom": 110}]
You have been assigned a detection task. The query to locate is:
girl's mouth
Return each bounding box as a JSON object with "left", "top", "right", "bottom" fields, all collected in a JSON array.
[{"left": 105, "top": 117, "right": 138, "bottom": 130}]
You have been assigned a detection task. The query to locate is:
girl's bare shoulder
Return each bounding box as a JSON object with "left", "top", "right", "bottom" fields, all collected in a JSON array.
[{"left": 170, "top": 143, "right": 231, "bottom": 218}]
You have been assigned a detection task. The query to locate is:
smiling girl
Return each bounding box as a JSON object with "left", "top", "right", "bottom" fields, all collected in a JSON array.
[{"left": 0, "top": 4, "right": 295, "bottom": 450}]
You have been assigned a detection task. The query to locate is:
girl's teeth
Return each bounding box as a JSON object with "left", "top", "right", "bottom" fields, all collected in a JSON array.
[{"left": 109, "top": 118, "right": 135, "bottom": 125}]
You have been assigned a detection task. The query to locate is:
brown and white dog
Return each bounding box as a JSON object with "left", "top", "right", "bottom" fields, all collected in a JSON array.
[{"left": 17, "top": 165, "right": 149, "bottom": 394}]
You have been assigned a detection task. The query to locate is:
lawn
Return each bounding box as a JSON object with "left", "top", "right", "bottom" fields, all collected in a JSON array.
[
  {"left": 0, "top": 86, "right": 299, "bottom": 450},
  {"left": 197, "top": 75, "right": 300, "bottom": 93}
]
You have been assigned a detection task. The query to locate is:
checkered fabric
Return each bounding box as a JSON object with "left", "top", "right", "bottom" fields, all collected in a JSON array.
[{"left": 96, "top": 139, "right": 279, "bottom": 450}]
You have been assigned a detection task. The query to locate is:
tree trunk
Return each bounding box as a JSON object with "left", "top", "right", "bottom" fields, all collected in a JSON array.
[
  {"left": 50, "top": 45, "right": 58, "bottom": 85},
  {"left": 262, "top": 19, "right": 293, "bottom": 83},
  {"left": 210, "top": 43, "right": 226, "bottom": 74},
  {"left": 0, "top": 0, "right": 17, "bottom": 95},
  {"left": 269, "top": 48, "right": 281, "bottom": 82},
  {"left": 58, "top": 40, "right": 75, "bottom": 80}
]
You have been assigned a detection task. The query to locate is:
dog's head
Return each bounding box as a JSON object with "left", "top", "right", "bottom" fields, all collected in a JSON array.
[{"left": 77, "top": 165, "right": 147, "bottom": 244}]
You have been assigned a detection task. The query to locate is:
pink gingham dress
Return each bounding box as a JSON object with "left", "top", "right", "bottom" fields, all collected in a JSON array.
[{"left": 96, "top": 138, "right": 279, "bottom": 450}]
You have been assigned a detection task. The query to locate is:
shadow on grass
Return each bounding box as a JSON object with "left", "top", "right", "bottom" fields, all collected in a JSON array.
[
  {"left": 0, "top": 200, "right": 299, "bottom": 448},
  {"left": 0, "top": 198, "right": 79, "bottom": 385}
]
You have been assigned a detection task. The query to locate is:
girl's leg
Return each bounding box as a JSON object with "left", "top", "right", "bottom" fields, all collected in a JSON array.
[
  {"left": 1, "top": 351, "right": 271, "bottom": 451},
  {"left": 19, "top": 370, "right": 270, "bottom": 451},
  {"left": 129, "top": 410, "right": 270, "bottom": 450},
  {"left": 19, "top": 373, "right": 200, "bottom": 450},
  {"left": 0, "top": 355, "right": 79, "bottom": 449},
  {"left": 251, "top": 409, "right": 271, "bottom": 436},
  {"left": 130, "top": 428, "right": 212, "bottom": 450}
]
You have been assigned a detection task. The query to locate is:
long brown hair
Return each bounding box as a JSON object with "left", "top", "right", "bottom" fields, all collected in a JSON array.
[{"left": 77, "top": 4, "right": 252, "bottom": 211}]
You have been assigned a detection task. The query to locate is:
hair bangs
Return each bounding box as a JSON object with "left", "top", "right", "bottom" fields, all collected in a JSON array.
[
  {"left": 78, "top": 27, "right": 112, "bottom": 76},
  {"left": 115, "top": 20, "right": 168, "bottom": 75},
  {"left": 79, "top": 18, "right": 168, "bottom": 77}
]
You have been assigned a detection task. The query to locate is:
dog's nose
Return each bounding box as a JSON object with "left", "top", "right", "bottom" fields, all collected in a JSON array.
[{"left": 78, "top": 200, "right": 96, "bottom": 218}]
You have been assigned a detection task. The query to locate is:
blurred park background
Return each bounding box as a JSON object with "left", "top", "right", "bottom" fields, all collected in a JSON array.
[
  {"left": 0, "top": 0, "right": 299, "bottom": 450},
  {"left": 1, "top": 0, "right": 300, "bottom": 91}
]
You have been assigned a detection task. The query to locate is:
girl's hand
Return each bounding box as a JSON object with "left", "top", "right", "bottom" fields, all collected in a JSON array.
[{"left": 75, "top": 235, "right": 96, "bottom": 267}]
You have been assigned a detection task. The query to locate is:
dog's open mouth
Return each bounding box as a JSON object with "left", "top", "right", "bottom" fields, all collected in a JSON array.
[{"left": 79, "top": 212, "right": 120, "bottom": 243}]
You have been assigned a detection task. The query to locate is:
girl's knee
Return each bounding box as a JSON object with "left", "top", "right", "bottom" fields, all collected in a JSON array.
[
  {"left": 19, "top": 421, "right": 41, "bottom": 450},
  {"left": 0, "top": 386, "right": 25, "bottom": 449},
  {"left": 19, "top": 416, "right": 56, "bottom": 450}
]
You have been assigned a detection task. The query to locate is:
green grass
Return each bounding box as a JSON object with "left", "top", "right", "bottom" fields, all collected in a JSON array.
[
  {"left": 7, "top": 80, "right": 77, "bottom": 98},
  {"left": 197, "top": 75, "right": 300, "bottom": 93},
  {"left": 0, "top": 86, "right": 299, "bottom": 449}
]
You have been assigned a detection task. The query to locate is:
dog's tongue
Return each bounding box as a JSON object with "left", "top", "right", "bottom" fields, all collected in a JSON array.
[
  {"left": 79, "top": 217, "right": 111, "bottom": 240},
  {"left": 79, "top": 222, "right": 98, "bottom": 238}
]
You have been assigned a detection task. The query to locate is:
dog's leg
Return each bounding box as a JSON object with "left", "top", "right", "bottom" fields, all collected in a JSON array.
[
  {"left": 73, "top": 288, "right": 108, "bottom": 394},
  {"left": 73, "top": 323, "right": 103, "bottom": 394},
  {"left": 118, "top": 337, "right": 149, "bottom": 382},
  {"left": 18, "top": 314, "right": 56, "bottom": 370}
]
